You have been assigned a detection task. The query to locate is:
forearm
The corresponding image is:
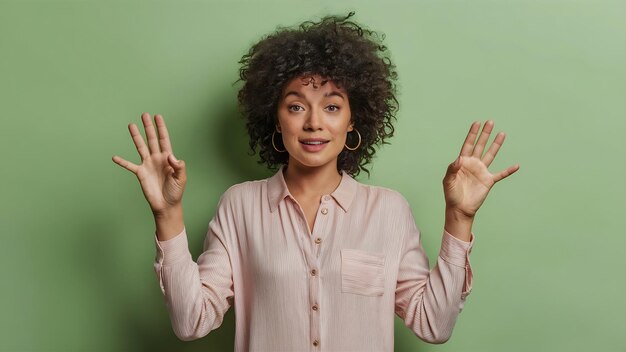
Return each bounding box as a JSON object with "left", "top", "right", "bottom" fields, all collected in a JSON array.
[
  {"left": 160, "top": 257, "right": 216, "bottom": 340},
  {"left": 154, "top": 204, "right": 185, "bottom": 241},
  {"left": 154, "top": 227, "right": 232, "bottom": 341},
  {"left": 409, "top": 257, "right": 469, "bottom": 343},
  {"left": 444, "top": 207, "right": 474, "bottom": 242},
  {"left": 398, "top": 229, "right": 473, "bottom": 344}
]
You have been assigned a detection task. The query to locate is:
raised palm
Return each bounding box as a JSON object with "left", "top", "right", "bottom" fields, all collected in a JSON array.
[
  {"left": 112, "top": 113, "right": 187, "bottom": 215},
  {"left": 443, "top": 120, "right": 519, "bottom": 218}
]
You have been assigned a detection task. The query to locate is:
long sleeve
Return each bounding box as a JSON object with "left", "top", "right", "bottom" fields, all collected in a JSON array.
[
  {"left": 394, "top": 201, "right": 474, "bottom": 344},
  {"left": 153, "top": 195, "right": 235, "bottom": 341}
]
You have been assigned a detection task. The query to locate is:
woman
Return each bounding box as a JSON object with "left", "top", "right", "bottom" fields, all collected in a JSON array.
[{"left": 112, "top": 13, "right": 519, "bottom": 351}]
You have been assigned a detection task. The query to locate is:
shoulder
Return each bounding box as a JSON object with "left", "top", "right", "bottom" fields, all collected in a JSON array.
[
  {"left": 355, "top": 182, "right": 411, "bottom": 211},
  {"left": 219, "top": 179, "right": 267, "bottom": 205},
  {"left": 211, "top": 179, "right": 268, "bottom": 224}
]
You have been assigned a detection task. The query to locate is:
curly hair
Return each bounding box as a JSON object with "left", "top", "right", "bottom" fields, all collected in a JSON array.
[{"left": 236, "top": 12, "right": 399, "bottom": 177}]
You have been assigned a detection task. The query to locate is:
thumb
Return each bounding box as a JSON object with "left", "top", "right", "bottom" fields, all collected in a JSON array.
[
  {"left": 446, "top": 155, "right": 462, "bottom": 175},
  {"left": 448, "top": 155, "right": 463, "bottom": 173},
  {"left": 168, "top": 154, "right": 186, "bottom": 175}
]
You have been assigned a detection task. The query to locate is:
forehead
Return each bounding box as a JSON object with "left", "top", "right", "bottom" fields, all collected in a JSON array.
[{"left": 282, "top": 74, "right": 346, "bottom": 95}]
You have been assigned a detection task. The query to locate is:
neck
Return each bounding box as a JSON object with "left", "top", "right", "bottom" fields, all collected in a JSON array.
[{"left": 283, "top": 162, "right": 342, "bottom": 199}]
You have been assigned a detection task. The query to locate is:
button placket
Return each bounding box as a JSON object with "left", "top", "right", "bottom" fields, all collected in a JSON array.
[
  {"left": 307, "top": 194, "right": 331, "bottom": 350},
  {"left": 309, "top": 264, "right": 321, "bottom": 350},
  {"left": 315, "top": 195, "right": 330, "bottom": 254}
]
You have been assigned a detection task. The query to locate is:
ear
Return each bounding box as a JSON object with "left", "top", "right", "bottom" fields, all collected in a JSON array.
[
  {"left": 347, "top": 121, "right": 354, "bottom": 132},
  {"left": 276, "top": 124, "right": 281, "bottom": 133}
]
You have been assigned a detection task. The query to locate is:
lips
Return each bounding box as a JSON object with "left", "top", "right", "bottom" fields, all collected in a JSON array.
[
  {"left": 299, "top": 138, "right": 329, "bottom": 152},
  {"left": 300, "top": 138, "right": 330, "bottom": 145}
]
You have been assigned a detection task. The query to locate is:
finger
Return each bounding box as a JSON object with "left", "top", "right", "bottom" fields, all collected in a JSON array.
[
  {"left": 168, "top": 154, "right": 182, "bottom": 169},
  {"left": 445, "top": 155, "right": 462, "bottom": 176},
  {"left": 493, "top": 164, "right": 520, "bottom": 183},
  {"left": 168, "top": 154, "right": 187, "bottom": 181},
  {"left": 482, "top": 132, "right": 505, "bottom": 167},
  {"left": 472, "top": 120, "right": 494, "bottom": 158},
  {"left": 155, "top": 114, "right": 173, "bottom": 154},
  {"left": 141, "top": 112, "right": 160, "bottom": 154},
  {"left": 460, "top": 121, "right": 481, "bottom": 156},
  {"left": 112, "top": 155, "right": 139, "bottom": 174},
  {"left": 129, "top": 123, "right": 150, "bottom": 160},
  {"left": 443, "top": 156, "right": 463, "bottom": 190}
]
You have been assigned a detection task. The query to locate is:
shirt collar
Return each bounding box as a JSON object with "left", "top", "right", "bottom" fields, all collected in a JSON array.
[{"left": 267, "top": 165, "right": 357, "bottom": 213}]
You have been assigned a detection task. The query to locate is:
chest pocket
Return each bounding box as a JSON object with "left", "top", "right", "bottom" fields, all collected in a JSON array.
[{"left": 340, "top": 249, "right": 386, "bottom": 296}]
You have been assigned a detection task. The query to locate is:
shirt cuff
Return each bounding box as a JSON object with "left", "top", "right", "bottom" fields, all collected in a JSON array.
[
  {"left": 438, "top": 229, "right": 474, "bottom": 268},
  {"left": 439, "top": 229, "right": 474, "bottom": 299},
  {"left": 154, "top": 227, "right": 191, "bottom": 266}
]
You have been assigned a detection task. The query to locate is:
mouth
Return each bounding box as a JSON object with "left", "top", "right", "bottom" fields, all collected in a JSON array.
[
  {"left": 299, "top": 139, "right": 330, "bottom": 145},
  {"left": 299, "top": 139, "right": 330, "bottom": 152}
]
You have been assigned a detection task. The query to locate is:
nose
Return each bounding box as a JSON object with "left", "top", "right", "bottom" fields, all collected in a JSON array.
[{"left": 303, "top": 107, "right": 323, "bottom": 131}]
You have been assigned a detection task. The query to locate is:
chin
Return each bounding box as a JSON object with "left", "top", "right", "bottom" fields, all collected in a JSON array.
[{"left": 289, "top": 155, "right": 337, "bottom": 170}]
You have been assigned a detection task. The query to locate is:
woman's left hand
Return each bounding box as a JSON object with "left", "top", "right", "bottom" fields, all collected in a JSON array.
[{"left": 443, "top": 120, "right": 520, "bottom": 219}]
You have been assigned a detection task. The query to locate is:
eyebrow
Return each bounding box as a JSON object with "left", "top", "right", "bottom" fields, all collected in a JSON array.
[{"left": 283, "top": 91, "right": 345, "bottom": 100}]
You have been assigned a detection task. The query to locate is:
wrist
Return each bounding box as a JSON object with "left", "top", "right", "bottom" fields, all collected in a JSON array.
[
  {"left": 154, "top": 204, "right": 185, "bottom": 241},
  {"left": 444, "top": 207, "right": 474, "bottom": 242},
  {"left": 153, "top": 203, "right": 183, "bottom": 219},
  {"left": 445, "top": 206, "right": 475, "bottom": 222}
]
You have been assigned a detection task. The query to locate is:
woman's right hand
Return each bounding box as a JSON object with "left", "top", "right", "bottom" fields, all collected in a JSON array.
[{"left": 112, "top": 112, "right": 187, "bottom": 216}]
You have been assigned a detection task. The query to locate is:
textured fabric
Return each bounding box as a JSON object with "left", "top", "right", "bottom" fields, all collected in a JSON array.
[{"left": 154, "top": 165, "right": 474, "bottom": 351}]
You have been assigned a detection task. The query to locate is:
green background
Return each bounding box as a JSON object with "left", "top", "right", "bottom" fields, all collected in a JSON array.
[{"left": 1, "top": 1, "right": 624, "bottom": 351}]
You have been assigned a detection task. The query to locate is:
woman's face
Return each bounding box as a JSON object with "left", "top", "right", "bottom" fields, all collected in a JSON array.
[{"left": 276, "top": 74, "right": 353, "bottom": 172}]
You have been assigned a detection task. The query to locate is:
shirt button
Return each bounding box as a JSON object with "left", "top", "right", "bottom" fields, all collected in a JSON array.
[
  {"left": 311, "top": 269, "right": 317, "bottom": 276},
  {"left": 313, "top": 340, "right": 319, "bottom": 347},
  {"left": 320, "top": 208, "right": 328, "bottom": 215},
  {"left": 323, "top": 195, "right": 331, "bottom": 201},
  {"left": 315, "top": 237, "right": 322, "bottom": 244},
  {"left": 312, "top": 304, "right": 318, "bottom": 311}
]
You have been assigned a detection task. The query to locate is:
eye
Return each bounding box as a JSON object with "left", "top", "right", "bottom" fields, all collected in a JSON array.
[
  {"left": 288, "top": 105, "right": 304, "bottom": 112},
  {"left": 326, "top": 105, "right": 340, "bottom": 112}
]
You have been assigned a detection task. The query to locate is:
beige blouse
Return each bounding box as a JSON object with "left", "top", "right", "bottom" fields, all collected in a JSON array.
[{"left": 154, "top": 165, "right": 474, "bottom": 351}]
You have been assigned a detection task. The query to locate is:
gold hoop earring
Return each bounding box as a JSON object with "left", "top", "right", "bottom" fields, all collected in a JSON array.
[
  {"left": 272, "top": 131, "right": 286, "bottom": 152},
  {"left": 344, "top": 128, "right": 361, "bottom": 151}
]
